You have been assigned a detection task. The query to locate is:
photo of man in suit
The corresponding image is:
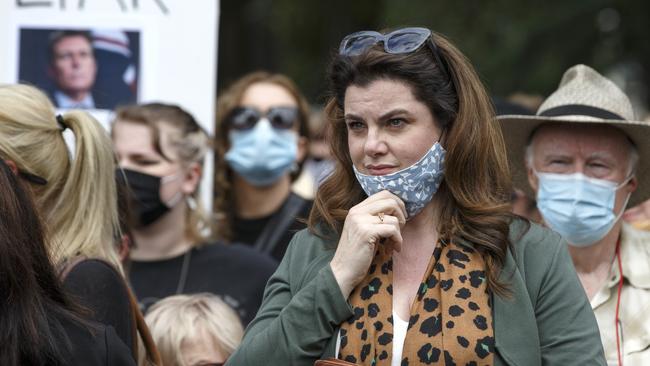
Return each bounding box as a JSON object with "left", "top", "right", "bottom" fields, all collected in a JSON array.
[{"left": 48, "top": 30, "right": 103, "bottom": 109}]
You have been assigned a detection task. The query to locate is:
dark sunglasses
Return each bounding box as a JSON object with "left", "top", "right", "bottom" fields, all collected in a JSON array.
[
  {"left": 227, "top": 106, "right": 298, "bottom": 131},
  {"left": 339, "top": 27, "right": 451, "bottom": 81}
]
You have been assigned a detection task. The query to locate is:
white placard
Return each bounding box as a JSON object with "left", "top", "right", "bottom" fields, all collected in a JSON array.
[{"left": 0, "top": 0, "right": 219, "bottom": 211}]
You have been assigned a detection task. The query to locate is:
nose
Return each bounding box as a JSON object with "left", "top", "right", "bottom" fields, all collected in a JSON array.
[
  {"left": 363, "top": 127, "right": 388, "bottom": 158},
  {"left": 70, "top": 54, "right": 81, "bottom": 68},
  {"left": 574, "top": 161, "right": 587, "bottom": 175}
]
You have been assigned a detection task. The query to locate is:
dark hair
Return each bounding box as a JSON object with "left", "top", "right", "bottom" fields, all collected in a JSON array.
[
  {"left": 0, "top": 159, "right": 86, "bottom": 365},
  {"left": 213, "top": 71, "right": 311, "bottom": 242},
  {"left": 48, "top": 30, "right": 94, "bottom": 64},
  {"left": 309, "top": 30, "right": 515, "bottom": 296}
]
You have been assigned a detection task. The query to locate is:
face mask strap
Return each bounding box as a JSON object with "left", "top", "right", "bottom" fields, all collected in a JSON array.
[
  {"left": 161, "top": 170, "right": 182, "bottom": 184},
  {"left": 614, "top": 174, "right": 634, "bottom": 190},
  {"left": 165, "top": 190, "right": 184, "bottom": 208},
  {"left": 160, "top": 170, "right": 186, "bottom": 208},
  {"left": 612, "top": 191, "right": 632, "bottom": 224}
]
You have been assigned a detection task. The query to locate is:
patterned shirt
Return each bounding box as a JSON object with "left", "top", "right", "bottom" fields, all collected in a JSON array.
[{"left": 591, "top": 223, "right": 650, "bottom": 364}]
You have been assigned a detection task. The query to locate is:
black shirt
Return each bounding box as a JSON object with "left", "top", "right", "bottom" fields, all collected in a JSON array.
[
  {"left": 63, "top": 259, "right": 135, "bottom": 357},
  {"left": 129, "top": 242, "right": 277, "bottom": 325},
  {"left": 62, "top": 319, "right": 135, "bottom": 366},
  {"left": 232, "top": 192, "right": 313, "bottom": 261}
]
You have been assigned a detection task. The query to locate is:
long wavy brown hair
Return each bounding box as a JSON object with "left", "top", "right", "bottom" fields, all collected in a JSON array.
[
  {"left": 309, "top": 31, "right": 515, "bottom": 296},
  {"left": 214, "top": 71, "right": 311, "bottom": 242}
]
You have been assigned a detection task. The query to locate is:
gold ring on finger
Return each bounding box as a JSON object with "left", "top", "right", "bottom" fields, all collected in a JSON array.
[{"left": 378, "top": 212, "right": 385, "bottom": 223}]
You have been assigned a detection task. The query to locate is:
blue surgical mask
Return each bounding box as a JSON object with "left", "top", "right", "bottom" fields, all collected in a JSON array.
[
  {"left": 535, "top": 171, "right": 631, "bottom": 247},
  {"left": 225, "top": 118, "right": 298, "bottom": 186},
  {"left": 353, "top": 142, "right": 446, "bottom": 219}
]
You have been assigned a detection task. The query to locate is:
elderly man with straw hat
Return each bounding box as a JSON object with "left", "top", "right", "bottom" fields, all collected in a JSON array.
[{"left": 498, "top": 64, "right": 650, "bottom": 365}]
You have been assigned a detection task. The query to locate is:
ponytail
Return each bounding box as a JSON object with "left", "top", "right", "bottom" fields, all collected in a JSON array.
[
  {"left": 0, "top": 84, "right": 122, "bottom": 272},
  {"left": 51, "top": 112, "right": 122, "bottom": 271}
]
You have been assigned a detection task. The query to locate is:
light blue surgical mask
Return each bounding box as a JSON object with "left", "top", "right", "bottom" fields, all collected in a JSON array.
[
  {"left": 535, "top": 171, "right": 631, "bottom": 247},
  {"left": 353, "top": 141, "right": 446, "bottom": 219},
  {"left": 225, "top": 118, "right": 298, "bottom": 186}
]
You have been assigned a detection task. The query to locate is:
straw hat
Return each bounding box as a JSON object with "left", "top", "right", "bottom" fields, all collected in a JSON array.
[{"left": 498, "top": 64, "right": 650, "bottom": 207}]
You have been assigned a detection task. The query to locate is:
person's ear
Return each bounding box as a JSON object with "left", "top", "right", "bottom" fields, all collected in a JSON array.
[
  {"left": 296, "top": 136, "right": 309, "bottom": 163},
  {"left": 626, "top": 175, "right": 638, "bottom": 195},
  {"left": 4, "top": 160, "right": 19, "bottom": 175},
  {"left": 181, "top": 162, "right": 202, "bottom": 195}
]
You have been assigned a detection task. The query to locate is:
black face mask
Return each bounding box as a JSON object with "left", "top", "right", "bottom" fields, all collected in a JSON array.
[{"left": 117, "top": 169, "right": 172, "bottom": 227}]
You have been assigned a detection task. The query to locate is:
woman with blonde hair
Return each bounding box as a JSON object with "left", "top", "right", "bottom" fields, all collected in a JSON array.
[
  {"left": 112, "top": 103, "right": 276, "bottom": 324},
  {"left": 0, "top": 84, "right": 139, "bottom": 358},
  {"left": 144, "top": 293, "right": 243, "bottom": 366},
  {"left": 214, "top": 71, "right": 313, "bottom": 261},
  {"left": 228, "top": 28, "right": 605, "bottom": 365}
]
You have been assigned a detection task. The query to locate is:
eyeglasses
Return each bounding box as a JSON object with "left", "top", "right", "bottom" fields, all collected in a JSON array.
[
  {"left": 227, "top": 106, "right": 298, "bottom": 131},
  {"left": 339, "top": 27, "right": 451, "bottom": 81}
]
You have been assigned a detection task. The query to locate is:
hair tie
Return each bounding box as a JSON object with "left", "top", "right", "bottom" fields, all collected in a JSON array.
[{"left": 56, "top": 114, "right": 68, "bottom": 131}]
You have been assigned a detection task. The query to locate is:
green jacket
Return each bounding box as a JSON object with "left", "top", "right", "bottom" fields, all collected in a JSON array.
[{"left": 227, "top": 219, "right": 606, "bottom": 365}]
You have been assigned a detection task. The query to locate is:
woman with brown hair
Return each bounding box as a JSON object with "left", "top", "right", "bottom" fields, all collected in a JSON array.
[
  {"left": 227, "top": 28, "right": 605, "bottom": 365},
  {"left": 214, "top": 71, "right": 313, "bottom": 261}
]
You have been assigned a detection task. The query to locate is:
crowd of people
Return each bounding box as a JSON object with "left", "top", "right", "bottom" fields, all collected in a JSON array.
[{"left": 1, "top": 25, "right": 649, "bottom": 366}]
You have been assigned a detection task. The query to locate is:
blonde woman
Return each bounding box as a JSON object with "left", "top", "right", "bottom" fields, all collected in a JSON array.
[
  {"left": 0, "top": 84, "right": 136, "bottom": 355},
  {"left": 144, "top": 293, "right": 243, "bottom": 366},
  {"left": 112, "top": 103, "right": 276, "bottom": 324}
]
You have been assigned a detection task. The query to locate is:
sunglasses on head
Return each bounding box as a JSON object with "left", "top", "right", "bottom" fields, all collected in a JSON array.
[
  {"left": 339, "top": 27, "right": 451, "bottom": 81},
  {"left": 227, "top": 106, "right": 298, "bottom": 131}
]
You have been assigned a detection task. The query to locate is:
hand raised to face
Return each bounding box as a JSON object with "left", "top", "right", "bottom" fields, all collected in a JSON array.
[{"left": 330, "top": 190, "right": 406, "bottom": 299}]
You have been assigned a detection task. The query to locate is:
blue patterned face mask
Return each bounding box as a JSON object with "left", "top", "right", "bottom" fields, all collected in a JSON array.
[
  {"left": 536, "top": 171, "right": 631, "bottom": 247},
  {"left": 353, "top": 142, "right": 446, "bottom": 219}
]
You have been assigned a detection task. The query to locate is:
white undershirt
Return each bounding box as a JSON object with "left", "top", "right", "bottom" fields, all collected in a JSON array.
[
  {"left": 392, "top": 311, "right": 409, "bottom": 366},
  {"left": 334, "top": 311, "right": 409, "bottom": 365}
]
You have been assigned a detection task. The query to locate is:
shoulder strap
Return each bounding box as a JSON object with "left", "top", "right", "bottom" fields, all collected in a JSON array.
[
  {"left": 254, "top": 193, "right": 307, "bottom": 255},
  {"left": 59, "top": 257, "right": 162, "bottom": 365}
]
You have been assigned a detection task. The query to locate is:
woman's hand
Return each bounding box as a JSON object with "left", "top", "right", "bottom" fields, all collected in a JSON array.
[{"left": 330, "top": 190, "right": 407, "bottom": 299}]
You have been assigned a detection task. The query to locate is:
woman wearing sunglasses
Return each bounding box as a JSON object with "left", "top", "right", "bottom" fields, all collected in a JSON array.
[
  {"left": 214, "top": 71, "right": 313, "bottom": 262},
  {"left": 227, "top": 28, "right": 605, "bottom": 366}
]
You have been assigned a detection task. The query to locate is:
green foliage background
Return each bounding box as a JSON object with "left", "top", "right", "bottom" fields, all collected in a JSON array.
[{"left": 218, "top": 0, "right": 649, "bottom": 110}]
